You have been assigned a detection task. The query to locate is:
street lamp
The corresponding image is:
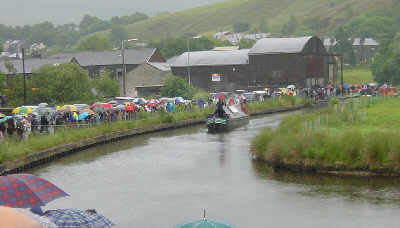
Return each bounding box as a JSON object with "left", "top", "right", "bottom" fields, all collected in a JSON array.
[
  {"left": 121, "top": 38, "right": 138, "bottom": 96},
  {"left": 187, "top": 35, "right": 202, "bottom": 86}
]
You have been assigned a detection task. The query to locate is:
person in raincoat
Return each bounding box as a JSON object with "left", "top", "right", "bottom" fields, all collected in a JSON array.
[
  {"left": 171, "top": 102, "right": 176, "bottom": 113},
  {"left": 166, "top": 102, "right": 172, "bottom": 113}
]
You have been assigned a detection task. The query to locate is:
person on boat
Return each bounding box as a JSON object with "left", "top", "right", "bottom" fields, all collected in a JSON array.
[{"left": 216, "top": 98, "right": 225, "bottom": 118}]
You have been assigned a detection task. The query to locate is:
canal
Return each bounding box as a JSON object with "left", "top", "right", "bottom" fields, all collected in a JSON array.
[{"left": 31, "top": 112, "right": 400, "bottom": 228}]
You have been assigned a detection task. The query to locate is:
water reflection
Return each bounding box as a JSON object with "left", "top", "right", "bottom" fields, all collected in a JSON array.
[{"left": 252, "top": 160, "right": 400, "bottom": 206}]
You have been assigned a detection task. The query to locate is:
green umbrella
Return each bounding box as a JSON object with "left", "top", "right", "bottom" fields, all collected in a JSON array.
[
  {"left": 0, "top": 116, "right": 12, "bottom": 124},
  {"left": 174, "top": 219, "right": 234, "bottom": 228}
]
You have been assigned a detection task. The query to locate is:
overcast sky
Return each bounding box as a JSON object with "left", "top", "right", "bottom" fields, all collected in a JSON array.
[{"left": 0, "top": 0, "right": 224, "bottom": 26}]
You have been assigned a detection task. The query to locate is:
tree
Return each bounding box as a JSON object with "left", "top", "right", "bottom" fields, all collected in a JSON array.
[
  {"left": 239, "top": 39, "right": 256, "bottom": 49},
  {"left": 109, "top": 26, "right": 129, "bottom": 46},
  {"left": 258, "top": 17, "right": 269, "bottom": 33},
  {"left": 281, "top": 15, "right": 298, "bottom": 36},
  {"left": 161, "top": 75, "right": 193, "bottom": 99},
  {"left": 79, "top": 14, "right": 102, "bottom": 33},
  {"left": 233, "top": 22, "right": 250, "bottom": 33},
  {"left": 31, "top": 63, "right": 93, "bottom": 103},
  {"left": 0, "top": 71, "right": 5, "bottom": 92},
  {"left": 77, "top": 35, "right": 112, "bottom": 51},
  {"left": 92, "top": 71, "right": 120, "bottom": 97},
  {"left": 371, "top": 34, "right": 400, "bottom": 84}
]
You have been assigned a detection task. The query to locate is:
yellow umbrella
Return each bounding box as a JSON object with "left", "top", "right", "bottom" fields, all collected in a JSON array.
[
  {"left": 56, "top": 105, "right": 77, "bottom": 112},
  {"left": 12, "top": 107, "right": 33, "bottom": 115}
]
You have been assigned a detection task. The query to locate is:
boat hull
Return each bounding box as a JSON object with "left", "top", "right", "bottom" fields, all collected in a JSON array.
[{"left": 206, "top": 116, "right": 249, "bottom": 133}]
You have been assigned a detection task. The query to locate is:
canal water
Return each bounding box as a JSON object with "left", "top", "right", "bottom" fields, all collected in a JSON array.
[{"left": 31, "top": 112, "right": 400, "bottom": 228}]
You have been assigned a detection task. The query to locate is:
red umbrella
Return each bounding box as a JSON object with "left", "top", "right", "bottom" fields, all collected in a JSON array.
[
  {"left": 0, "top": 174, "right": 68, "bottom": 208},
  {"left": 125, "top": 105, "right": 135, "bottom": 111},
  {"left": 217, "top": 93, "right": 224, "bottom": 99}
]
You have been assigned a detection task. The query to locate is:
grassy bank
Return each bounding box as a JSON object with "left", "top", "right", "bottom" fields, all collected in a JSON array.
[
  {"left": 0, "top": 97, "right": 306, "bottom": 164},
  {"left": 252, "top": 97, "right": 400, "bottom": 175},
  {"left": 343, "top": 66, "right": 374, "bottom": 85}
]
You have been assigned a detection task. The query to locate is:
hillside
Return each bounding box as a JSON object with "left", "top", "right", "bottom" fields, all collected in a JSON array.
[{"left": 119, "top": 0, "right": 393, "bottom": 41}]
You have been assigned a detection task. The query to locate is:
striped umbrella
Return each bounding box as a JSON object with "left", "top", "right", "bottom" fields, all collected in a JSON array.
[
  {"left": 44, "top": 209, "right": 114, "bottom": 228},
  {"left": 12, "top": 107, "right": 34, "bottom": 115}
]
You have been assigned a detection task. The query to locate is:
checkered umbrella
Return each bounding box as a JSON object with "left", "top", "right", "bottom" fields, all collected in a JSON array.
[
  {"left": 0, "top": 173, "right": 69, "bottom": 208},
  {"left": 44, "top": 209, "right": 114, "bottom": 228}
]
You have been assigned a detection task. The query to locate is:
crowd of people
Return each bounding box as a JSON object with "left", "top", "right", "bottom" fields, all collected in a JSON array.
[{"left": 1, "top": 82, "right": 391, "bottom": 141}]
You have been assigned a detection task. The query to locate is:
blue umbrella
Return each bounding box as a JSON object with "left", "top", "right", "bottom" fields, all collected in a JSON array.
[
  {"left": 78, "top": 112, "right": 89, "bottom": 121},
  {"left": 43, "top": 209, "right": 114, "bottom": 228},
  {"left": 0, "top": 116, "right": 12, "bottom": 124},
  {"left": 175, "top": 219, "right": 234, "bottom": 228}
]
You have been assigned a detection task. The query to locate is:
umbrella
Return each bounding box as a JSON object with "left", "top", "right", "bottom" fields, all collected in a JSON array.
[
  {"left": 56, "top": 105, "right": 77, "bottom": 112},
  {"left": 12, "top": 107, "right": 34, "bottom": 115},
  {"left": 0, "top": 173, "right": 69, "bottom": 208},
  {"left": 216, "top": 93, "right": 225, "bottom": 100},
  {"left": 74, "top": 104, "right": 90, "bottom": 111},
  {"left": 38, "top": 103, "right": 48, "bottom": 107},
  {"left": 37, "top": 107, "right": 54, "bottom": 115},
  {"left": 90, "top": 103, "right": 112, "bottom": 112},
  {"left": 78, "top": 112, "right": 89, "bottom": 121},
  {"left": 0, "top": 116, "right": 12, "bottom": 124},
  {"left": 80, "top": 109, "right": 95, "bottom": 115},
  {"left": 125, "top": 105, "right": 135, "bottom": 111},
  {"left": 287, "top": 85, "right": 296, "bottom": 89},
  {"left": 44, "top": 209, "right": 114, "bottom": 228},
  {"left": 0, "top": 113, "right": 5, "bottom": 118},
  {"left": 115, "top": 105, "right": 125, "bottom": 111},
  {"left": 174, "top": 219, "right": 234, "bottom": 228}
]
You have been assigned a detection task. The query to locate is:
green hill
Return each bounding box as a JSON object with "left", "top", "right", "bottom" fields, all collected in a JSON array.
[{"left": 119, "top": 0, "right": 393, "bottom": 41}]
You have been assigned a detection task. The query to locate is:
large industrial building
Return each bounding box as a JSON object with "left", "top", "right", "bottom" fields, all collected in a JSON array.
[{"left": 171, "top": 36, "right": 337, "bottom": 92}]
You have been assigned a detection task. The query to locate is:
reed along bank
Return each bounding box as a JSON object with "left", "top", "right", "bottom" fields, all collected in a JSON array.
[{"left": 252, "top": 97, "right": 400, "bottom": 176}]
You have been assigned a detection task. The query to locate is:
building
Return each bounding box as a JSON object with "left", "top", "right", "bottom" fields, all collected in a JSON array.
[
  {"left": 171, "top": 49, "right": 251, "bottom": 92},
  {"left": 50, "top": 48, "right": 169, "bottom": 97},
  {"left": 0, "top": 57, "right": 77, "bottom": 76},
  {"left": 125, "top": 62, "right": 171, "bottom": 97},
  {"left": 49, "top": 48, "right": 165, "bottom": 78},
  {"left": 171, "top": 36, "right": 336, "bottom": 92},
  {"left": 323, "top": 38, "right": 379, "bottom": 63},
  {"left": 213, "top": 31, "right": 272, "bottom": 45}
]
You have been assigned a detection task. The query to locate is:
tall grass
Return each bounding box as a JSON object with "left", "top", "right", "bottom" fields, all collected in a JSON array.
[{"left": 252, "top": 97, "right": 400, "bottom": 171}]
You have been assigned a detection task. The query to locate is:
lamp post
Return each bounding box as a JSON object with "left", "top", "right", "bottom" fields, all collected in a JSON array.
[
  {"left": 186, "top": 35, "right": 202, "bottom": 86},
  {"left": 121, "top": 38, "right": 138, "bottom": 96},
  {"left": 22, "top": 48, "right": 27, "bottom": 105}
]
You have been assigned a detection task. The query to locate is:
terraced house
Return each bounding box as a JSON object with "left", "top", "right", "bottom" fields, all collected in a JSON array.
[{"left": 171, "top": 36, "right": 337, "bottom": 92}]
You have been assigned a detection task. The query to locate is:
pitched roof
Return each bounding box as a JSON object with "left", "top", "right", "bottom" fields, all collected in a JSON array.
[
  {"left": 148, "top": 62, "right": 171, "bottom": 71},
  {"left": 249, "top": 36, "right": 313, "bottom": 55},
  {"left": 170, "top": 49, "right": 250, "bottom": 67},
  {"left": 49, "top": 48, "right": 157, "bottom": 67},
  {"left": 0, "top": 57, "right": 75, "bottom": 74}
]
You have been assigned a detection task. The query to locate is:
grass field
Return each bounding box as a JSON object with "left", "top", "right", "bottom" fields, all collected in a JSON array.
[
  {"left": 252, "top": 97, "right": 400, "bottom": 174},
  {"left": 343, "top": 67, "right": 375, "bottom": 85}
]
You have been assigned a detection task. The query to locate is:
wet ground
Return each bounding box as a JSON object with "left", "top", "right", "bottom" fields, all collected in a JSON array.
[{"left": 32, "top": 112, "right": 400, "bottom": 228}]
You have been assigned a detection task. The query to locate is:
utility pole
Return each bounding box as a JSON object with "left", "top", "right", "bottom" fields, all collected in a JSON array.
[
  {"left": 22, "top": 48, "right": 27, "bottom": 105},
  {"left": 121, "top": 40, "right": 126, "bottom": 96},
  {"left": 186, "top": 39, "right": 191, "bottom": 86},
  {"left": 340, "top": 54, "right": 344, "bottom": 96}
]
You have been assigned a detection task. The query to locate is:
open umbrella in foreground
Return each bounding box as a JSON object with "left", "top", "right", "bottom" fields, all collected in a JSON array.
[
  {"left": 175, "top": 219, "right": 234, "bottom": 228},
  {"left": 174, "top": 210, "right": 234, "bottom": 228},
  {"left": 0, "top": 173, "right": 69, "bottom": 208},
  {"left": 44, "top": 208, "right": 114, "bottom": 228}
]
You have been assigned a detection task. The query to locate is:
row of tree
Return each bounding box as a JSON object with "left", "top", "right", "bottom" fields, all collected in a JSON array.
[
  {"left": 0, "top": 12, "right": 148, "bottom": 50},
  {"left": 0, "top": 63, "right": 120, "bottom": 106}
]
